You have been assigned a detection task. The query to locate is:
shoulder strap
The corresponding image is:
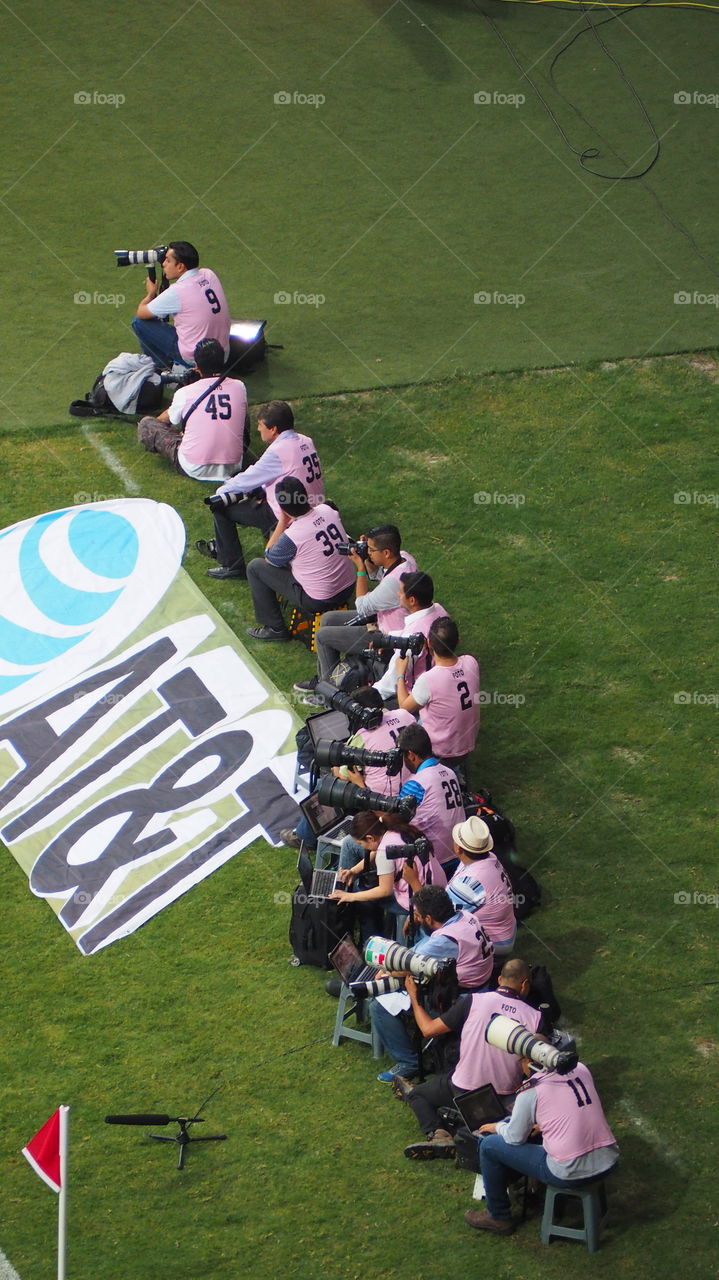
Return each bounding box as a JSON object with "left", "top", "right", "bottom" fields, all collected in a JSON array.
[{"left": 180, "top": 372, "right": 227, "bottom": 428}]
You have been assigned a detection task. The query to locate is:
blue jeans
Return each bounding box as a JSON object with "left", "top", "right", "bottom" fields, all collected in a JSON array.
[
  {"left": 338, "top": 835, "right": 393, "bottom": 944},
  {"left": 479, "top": 1134, "right": 593, "bottom": 1220},
  {"left": 131, "top": 316, "right": 189, "bottom": 370},
  {"left": 294, "top": 814, "right": 317, "bottom": 849},
  {"left": 370, "top": 997, "right": 418, "bottom": 1073}
]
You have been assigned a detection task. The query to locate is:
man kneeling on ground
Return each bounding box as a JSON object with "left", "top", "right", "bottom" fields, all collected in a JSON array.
[{"left": 137, "top": 338, "right": 247, "bottom": 481}]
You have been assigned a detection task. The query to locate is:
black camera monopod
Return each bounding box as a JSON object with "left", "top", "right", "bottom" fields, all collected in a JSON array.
[{"left": 105, "top": 1084, "right": 226, "bottom": 1170}]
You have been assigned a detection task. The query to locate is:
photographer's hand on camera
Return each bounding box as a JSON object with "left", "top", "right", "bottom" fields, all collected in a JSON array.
[
  {"left": 402, "top": 860, "right": 422, "bottom": 893},
  {"left": 142, "top": 275, "right": 159, "bottom": 304},
  {"left": 351, "top": 543, "right": 370, "bottom": 594}
]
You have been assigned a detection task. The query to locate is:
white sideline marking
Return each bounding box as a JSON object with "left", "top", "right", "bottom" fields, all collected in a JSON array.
[
  {"left": 80, "top": 426, "right": 141, "bottom": 495},
  {"left": 0, "top": 1246, "right": 22, "bottom": 1279},
  {"left": 618, "top": 1097, "right": 685, "bottom": 1171}
]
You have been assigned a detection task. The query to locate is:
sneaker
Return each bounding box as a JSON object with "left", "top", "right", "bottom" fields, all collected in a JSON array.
[
  {"left": 246, "top": 626, "right": 291, "bottom": 642},
  {"left": 293, "top": 676, "right": 319, "bottom": 693},
  {"left": 297, "top": 692, "right": 325, "bottom": 708},
  {"left": 404, "top": 1128, "right": 456, "bottom": 1161},
  {"left": 377, "top": 1065, "right": 417, "bottom": 1084},
  {"left": 464, "top": 1209, "right": 515, "bottom": 1236},
  {"left": 390, "top": 1075, "right": 415, "bottom": 1103},
  {"left": 207, "top": 566, "right": 247, "bottom": 580},
  {"left": 279, "top": 828, "right": 301, "bottom": 850},
  {"left": 195, "top": 539, "right": 217, "bottom": 560}
]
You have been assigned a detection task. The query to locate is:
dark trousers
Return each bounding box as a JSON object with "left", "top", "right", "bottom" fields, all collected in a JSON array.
[
  {"left": 406, "top": 1072, "right": 461, "bottom": 1135},
  {"left": 247, "top": 559, "right": 355, "bottom": 630},
  {"left": 314, "top": 611, "right": 378, "bottom": 680},
  {"left": 212, "top": 497, "right": 277, "bottom": 572}
]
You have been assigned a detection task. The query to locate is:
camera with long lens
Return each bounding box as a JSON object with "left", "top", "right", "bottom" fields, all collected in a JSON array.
[
  {"left": 364, "top": 631, "right": 426, "bottom": 658},
  {"left": 337, "top": 538, "right": 369, "bottom": 559},
  {"left": 485, "top": 1013, "right": 578, "bottom": 1075},
  {"left": 314, "top": 740, "right": 403, "bottom": 777},
  {"left": 315, "top": 682, "right": 382, "bottom": 731},
  {"left": 316, "top": 776, "right": 416, "bottom": 821},
  {"left": 114, "top": 246, "right": 168, "bottom": 268},
  {"left": 383, "top": 835, "right": 432, "bottom": 867},
  {"left": 349, "top": 935, "right": 450, "bottom": 997}
]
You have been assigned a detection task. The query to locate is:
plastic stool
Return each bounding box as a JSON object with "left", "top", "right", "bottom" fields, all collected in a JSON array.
[
  {"left": 331, "top": 983, "right": 383, "bottom": 1058},
  {"left": 286, "top": 603, "right": 350, "bottom": 651},
  {"left": 540, "top": 1177, "right": 610, "bottom": 1252}
]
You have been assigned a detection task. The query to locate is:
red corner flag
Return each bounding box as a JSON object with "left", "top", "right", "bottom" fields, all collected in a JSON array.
[
  {"left": 22, "top": 1108, "right": 63, "bottom": 1192},
  {"left": 22, "top": 1106, "right": 69, "bottom": 1280}
]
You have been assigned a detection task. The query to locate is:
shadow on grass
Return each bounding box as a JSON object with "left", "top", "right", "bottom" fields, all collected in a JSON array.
[{"left": 606, "top": 1132, "right": 687, "bottom": 1237}]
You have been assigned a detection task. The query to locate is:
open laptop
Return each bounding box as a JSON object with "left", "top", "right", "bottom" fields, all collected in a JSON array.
[
  {"left": 309, "top": 867, "right": 340, "bottom": 899},
  {"left": 453, "top": 1083, "right": 507, "bottom": 1132},
  {"left": 329, "top": 933, "right": 381, "bottom": 991},
  {"left": 299, "top": 792, "right": 354, "bottom": 867},
  {"left": 304, "top": 707, "right": 350, "bottom": 749}
]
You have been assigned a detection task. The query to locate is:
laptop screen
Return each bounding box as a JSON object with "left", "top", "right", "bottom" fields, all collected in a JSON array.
[
  {"left": 296, "top": 848, "right": 314, "bottom": 893},
  {"left": 300, "top": 791, "right": 348, "bottom": 838},
  {"left": 305, "top": 708, "right": 350, "bottom": 748},
  {"left": 453, "top": 1084, "right": 507, "bottom": 1130},
  {"left": 329, "top": 933, "right": 365, "bottom": 984}
]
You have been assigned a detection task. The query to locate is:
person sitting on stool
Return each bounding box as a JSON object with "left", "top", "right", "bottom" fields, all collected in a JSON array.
[
  {"left": 466, "top": 1055, "right": 618, "bottom": 1237},
  {"left": 245, "top": 477, "right": 355, "bottom": 642}
]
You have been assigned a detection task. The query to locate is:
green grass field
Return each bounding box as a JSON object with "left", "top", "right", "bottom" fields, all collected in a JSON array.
[
  {"left": 4, "top": 0, "right": 719, "bottom": 426},
  {"left": 1, "top": 0, "right": 718, "bottom": 1275},
  {"left": 0, "top": 352, "right": 717, "bottom": 1280}
]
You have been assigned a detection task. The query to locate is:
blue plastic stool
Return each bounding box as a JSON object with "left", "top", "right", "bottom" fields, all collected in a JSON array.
[
  {"left": 540, "top": 1177, "right": 610, "bottom": 1252},
  {"left": 331, "top": 983, "right": 383, "bottom": 1058}
]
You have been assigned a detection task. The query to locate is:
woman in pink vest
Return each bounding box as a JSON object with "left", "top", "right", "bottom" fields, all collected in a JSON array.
[
  {"left": 331, "top": 812, "right": 396, "bottom": 943},
  {"left": 466, "top": 1058, "right": 619, "bottom": 1236},
  {"left": 376, "top": 814, "right": 447, "bottom": 922},
  {"left": 331, "top": 814, "right": 443, "bottom": 940}
]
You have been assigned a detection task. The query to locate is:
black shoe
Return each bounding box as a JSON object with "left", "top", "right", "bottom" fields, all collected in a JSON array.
[
  {"left": 246, "top": 625, "right": 291, "bottom": 642},
  {"left": 207, "top": 566, "right": 246, "bottom": 580},
  {"left": 195, "top": 539, "right": 217, "bottom": 560},
  {"left": 293, "top": 676, "right": 319, "bottom": 693},
  {"left": 391, "top": 1075, "right": 415, "bottom": 1103}
]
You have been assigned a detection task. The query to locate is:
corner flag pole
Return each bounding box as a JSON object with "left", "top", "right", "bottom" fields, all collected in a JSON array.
[{"left": 57, "top": 1105, "right": 69, "bottom": 1280}]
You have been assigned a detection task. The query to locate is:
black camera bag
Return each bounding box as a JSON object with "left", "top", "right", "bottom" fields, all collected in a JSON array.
[{"left": 289, "top": 888, "right": 354, "bottom": 968}]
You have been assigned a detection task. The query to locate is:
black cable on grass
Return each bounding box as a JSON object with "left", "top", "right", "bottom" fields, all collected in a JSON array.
[{"left": 469, "top": 0, "right": 719, "bottom": 274}]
